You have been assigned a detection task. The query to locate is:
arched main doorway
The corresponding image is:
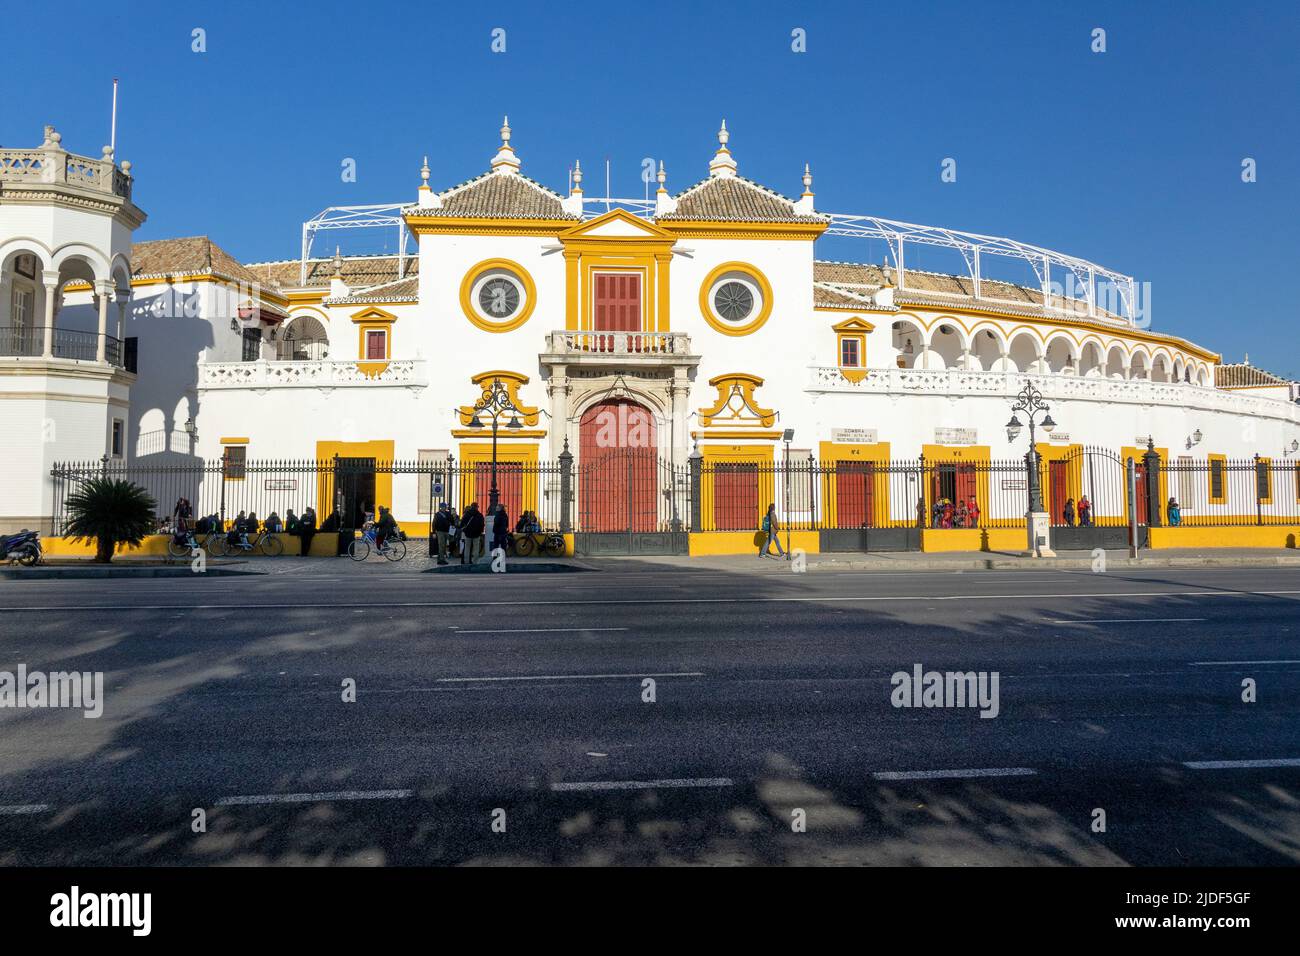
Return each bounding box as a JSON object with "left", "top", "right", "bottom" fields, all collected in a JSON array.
[{"left": 578, "top": 398, "right": 658, "bottom": 533}]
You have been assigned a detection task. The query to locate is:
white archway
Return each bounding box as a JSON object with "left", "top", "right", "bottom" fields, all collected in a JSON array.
[
  {"left": 891, "top": 318, "right": 926, "bottom": 369},
  {"left": 928, "top": 320, "right": 967, "bottom": 369},
  {"left": 1044, "top": 333, "right": 1078, "bottom": 374},
  {"left": 1008, "top": 330, "right": 1042, "bottom": 373},
  {"left": 969, "top": 325, "right": 1007, "bottom": 371}
]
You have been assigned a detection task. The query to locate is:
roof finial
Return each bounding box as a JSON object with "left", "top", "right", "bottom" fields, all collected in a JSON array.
[
  {"left": 490, "top": 115, "right": 521, "bottom": 174},
  {"left": 419, "top": 155, "right": 430, "bottom": 188},
  {"left": 708, "top": 119, "right": 737, "bottom": 178},
  {"left": 332, "top": 246, "right": 342, "bottom": 276},
  {"left": 571, "top": 159, "right": 583, "bottom": 195},
  {"left": 801, "top": 163, "right": 813, "bottom": 196},
  {"left": 656, "top": 160, "right": 667, "bottom": 195}
]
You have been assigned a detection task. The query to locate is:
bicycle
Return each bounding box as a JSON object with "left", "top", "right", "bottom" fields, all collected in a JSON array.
[
  {"left": 166, "top": 531, "right": 202, "bottom": 559},
  {"left": 510, "top": 530, "right": 567, "bottom": 557},
  {"left": 206, "top": 532, "right": 284, "bottom": 557},
  {"left": 348, "top": 526, "right": 407, "bottom": 562}
]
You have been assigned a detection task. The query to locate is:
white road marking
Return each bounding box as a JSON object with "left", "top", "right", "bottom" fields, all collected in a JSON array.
[
  {"left": 4, "top": 589, "right": 1299, "bottom": 612},
  {"left": 1046, "top": 617, "right": 1206, "bottom": 625},
  {"left": 872, "top": 768, "right": 1037, "bottom": 781},
  {"left": 0, "top": 804, "right": 49, "bottom": 815},
  {"left": 551, "top": 777, "right": 732, "bottom": 792},
  {"left": 1183, "top": 758, "right": 1300, "bottom": 770},
  {"left": 215, "top": 789, "right": 412, "bottom": 806},
  {"left": 435, "top": 671, "right": 704, "bottom": 683},
  {"left": 1189, "top": 660, "right": 1300, "bottom": 666},
  {"left": 451, "top": 627, "right": 629, "bottom": 634}
]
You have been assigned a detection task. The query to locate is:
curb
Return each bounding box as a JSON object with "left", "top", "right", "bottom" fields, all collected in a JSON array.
[
  {"left": 1, "top": 566, "right": 266, "bottom": 579},
  {"left": 805, "top": 556, "right": 1300, "bottom": 572}
]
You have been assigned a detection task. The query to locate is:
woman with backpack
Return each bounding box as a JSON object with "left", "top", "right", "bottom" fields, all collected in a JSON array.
[{"left": 759, "top": 503, "right": 785, "bottom": 558}]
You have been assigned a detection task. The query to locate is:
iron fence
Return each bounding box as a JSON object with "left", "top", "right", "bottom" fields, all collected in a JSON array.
[{"left": 48, "top": 449, "right": 1300, "bottom": 543}]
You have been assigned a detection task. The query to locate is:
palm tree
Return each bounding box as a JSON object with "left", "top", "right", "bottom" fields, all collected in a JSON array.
[{"left": 64, "top": 477, "right": 157, "bottom": 563}]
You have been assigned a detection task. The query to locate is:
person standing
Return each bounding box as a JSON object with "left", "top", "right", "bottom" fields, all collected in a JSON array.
[
  {"left": 1063, "top": 497, "right": 1076, "bottom": 527},
  {"left": 759, "top": 503, "right": 785, "bottom": 558},
  {"left": 1078, "top": 495, "right": 1092, "bottom": 527},
  {"left": 433, "top": 503, "right": 452, "bottom": 566},
  {"left": 299, "top": 507, "right": 317, "bottom": 556},
  {"left": 461, "top": 501, "right": 485, "bottom": 564},
  {"left": 491, "top": 503, "right": 510, "bottom": 554}
]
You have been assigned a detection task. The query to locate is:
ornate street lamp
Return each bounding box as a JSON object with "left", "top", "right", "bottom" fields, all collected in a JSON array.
[
  {"left": 1006, "top": 382, "right": 1057, "bottom": 515},
  {"left": 468, "top": 378, "right": 523, "bottom": 511}
]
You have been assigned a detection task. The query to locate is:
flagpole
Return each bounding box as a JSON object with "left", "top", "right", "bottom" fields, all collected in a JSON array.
[{"left": 110, "top": 78, "right": 119, "bottom": 154}]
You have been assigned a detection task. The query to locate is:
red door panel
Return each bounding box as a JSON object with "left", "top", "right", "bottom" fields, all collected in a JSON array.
[
  {"left": 714, "top": 464, "right": 758, "bottom": 531},
  {"left": 578, "top": 399, "right": 657, "bottom": 532},
  {"left": 836, "top": 462, "right": 875, "bottom": 528}
]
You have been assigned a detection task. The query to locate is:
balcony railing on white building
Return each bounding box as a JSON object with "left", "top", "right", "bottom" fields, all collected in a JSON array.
[
  {"left": 198, "top": 359, "right": 428, "bottom": 388},
  {"left": 808, "top": 366, "right": 1300, "bottom": 422},
  {"left": 0, "top": 141, "right": 132, "bottom": 201},
  {"left": 545, "top": 330, "right": 693, "bottom": 356}
]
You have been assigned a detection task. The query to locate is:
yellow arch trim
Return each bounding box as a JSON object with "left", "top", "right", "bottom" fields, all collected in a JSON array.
[
  {"left": 699, "top": 262, "right": 774, "bottom": 337},
  {"left": 459, "top": 258, "right": 538, "bottom": 333}
]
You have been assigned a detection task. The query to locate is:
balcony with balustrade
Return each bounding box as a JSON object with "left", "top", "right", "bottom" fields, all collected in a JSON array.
[
  {"left": 197, "top": 358, "right": 428, "bottom": 390},
  {"left": 0, "top": 128, "right": 134, "bottom": 203},
  {"left": 542, "top": 330, "right": 696, "bottom": 366},
  {"left": 807, "top": 365, "right": 1299, "bottom": 422}
]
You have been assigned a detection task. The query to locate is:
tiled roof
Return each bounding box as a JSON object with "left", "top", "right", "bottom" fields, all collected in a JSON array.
[
  {"left": 812, "top": 282, "right": 897, "bottom": 312},
  {"left": 659, "top": 176, "right": 826, "bottom": 223},
  {"left": 244, "top": 255, "right": 419, "bottom": 291},
  {"left": 406, "top": 171, "right": 576, "bottom": 220},
  {"left": 1216, "top": 362, "right": 1293, "bottom": 389},
  {"left": 130, "top": 237, "right": 260, "bottom": 285},
  {"left": 325, "top": 276, "right": 419, "bottom": 305}
]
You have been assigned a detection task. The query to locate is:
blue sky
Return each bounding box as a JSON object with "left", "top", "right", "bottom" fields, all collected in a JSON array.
[{"left": 5, "top": 0, "right": 1297, "bottom": 371}]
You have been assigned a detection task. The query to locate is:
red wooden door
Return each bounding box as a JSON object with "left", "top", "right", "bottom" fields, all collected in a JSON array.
[
  {"left": 836, "top": 462, "right": 875, "bottom": 528},
  {"left": 714, "top": 463, "right": 759, "bottom": 531},
  {"left": 578, "top": 399, "right": 657, "bottom": 532},
  {"left": 1049, "top": 460, "right": 1068, "bottom": 522},
  {"left": 1134, "top": 463, "right": 1148, "bottom": 525},
  {"left": 955, "top": 464, "right": 978, "bottom": 508},
  {"left": 474, "top": 462, "right": 523, "bottom": 520},
  {"left": 593, "top": 273, "right": 641, "bottom": 352}
]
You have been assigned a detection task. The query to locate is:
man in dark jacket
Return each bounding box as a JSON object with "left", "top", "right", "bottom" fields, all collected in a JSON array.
[
  {"left": 375, "top": 506, "right": 398, "bottom": 552},
  {"left": 491, "top": 504, "right": 510, "bottom": 554},
  {"left": 432, "top": 503, "right": 452, "bottom": 565},
  {"left": 298, "top": 507, "right": 318, "bottom": 557},
  {"left": 461, "top": 502, "right": 485, "bottom": 564}
]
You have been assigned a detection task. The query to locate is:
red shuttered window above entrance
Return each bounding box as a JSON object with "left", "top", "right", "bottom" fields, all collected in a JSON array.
[{"left": 593, "top": 273, "right": 641, "bottom": 332}]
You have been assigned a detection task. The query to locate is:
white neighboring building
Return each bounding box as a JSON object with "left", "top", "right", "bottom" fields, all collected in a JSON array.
[{"left": 0, "top": 126, "right": 145, "bottom": 533}]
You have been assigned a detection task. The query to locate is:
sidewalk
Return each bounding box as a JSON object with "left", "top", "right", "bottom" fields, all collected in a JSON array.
[{"left": 12, "top": 544, "right": 1299, "bottom": 578}]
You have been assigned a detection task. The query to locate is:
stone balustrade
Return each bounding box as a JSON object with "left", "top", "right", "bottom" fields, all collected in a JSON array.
[
  {"left": 198, "top": 359, "right": 428, "bottom": 389},
  {"left": 807, "top": 365, "right": 1300, "bottom": 423}
]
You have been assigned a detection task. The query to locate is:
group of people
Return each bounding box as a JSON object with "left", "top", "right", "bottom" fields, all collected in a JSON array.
[
  {"left": 165, "top": 497, "right": 326, "bottom": 554},
  {"left": 431, "top": 501, "right": 514, "bottom": 566},
  {"left": 1060, "top": 496, "right": 1094, "bottom": 527},
  {"left": 931, "top": 496, "right": 982, "bottom": 529}
]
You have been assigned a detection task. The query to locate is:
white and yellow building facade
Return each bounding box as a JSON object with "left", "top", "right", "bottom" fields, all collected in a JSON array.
[{"left": 7, "top": 119, "right": 1300, "bottom": 545}]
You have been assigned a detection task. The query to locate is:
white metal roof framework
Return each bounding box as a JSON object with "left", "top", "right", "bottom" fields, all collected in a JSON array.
[{"left": 298, "top": 197, "right": 1138, "bottom": 324}]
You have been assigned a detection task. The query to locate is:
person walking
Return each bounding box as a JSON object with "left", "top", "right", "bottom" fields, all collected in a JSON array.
[
  {"left": 759, "top": 503, "right": 786, "bottom": 558},
  {"left": 461, "top": 501, "right": 485, "bottom": 564},
  {"left": 374, "top": 506, "right": 397, "bottom": 552},
  {"left": 433, "top": 503, "right": 453, "bottom": 565}
]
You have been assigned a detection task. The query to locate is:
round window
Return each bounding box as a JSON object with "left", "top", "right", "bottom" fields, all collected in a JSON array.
[
  {"left": 477, "top": 276, "right": 521, "bottom": 319},
  {"left": 713, "top": 281, "right": 755, "bottom": 322}
]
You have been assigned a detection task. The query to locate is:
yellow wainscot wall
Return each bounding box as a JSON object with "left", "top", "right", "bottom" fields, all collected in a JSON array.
[
  {"left": 1146, "top": 526, "right": 1300, "bottom": 549},
  {"left": 688, "top": 530, "right": 820, "bottom": 556},
  {"left": 920, "top": 528, "right": 1026, "bottom": 553},
  {"left": 41, "top": 533, "right": 341, "bottom": 558}
]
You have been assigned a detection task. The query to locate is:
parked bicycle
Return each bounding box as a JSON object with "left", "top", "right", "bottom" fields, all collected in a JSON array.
[
  {"left": 348, "top": 526, "right": 407, "bottom": 562},
  {"left": 166, "top": 531, "right": 202, "bottom": 558},
  {"left": 510, "top": 531, "right": 567, "bottom": 557},
  {"left": 207, "top": 532, "right": 284, "bottom": 557}
]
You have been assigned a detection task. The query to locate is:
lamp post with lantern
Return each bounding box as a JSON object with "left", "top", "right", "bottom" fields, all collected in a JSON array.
[
  {"left": 1005, "top": 382, "right": 1059, "bottom": 556},
  {"left": 466, "top": 378, "right": 523, "bottom": 512}
]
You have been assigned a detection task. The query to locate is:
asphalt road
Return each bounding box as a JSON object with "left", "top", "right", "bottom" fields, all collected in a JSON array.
[{"left": 0, "top": 561, "right": 1297, "bottom": 866}]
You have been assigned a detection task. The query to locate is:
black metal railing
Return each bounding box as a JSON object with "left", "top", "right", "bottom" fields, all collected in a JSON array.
[
  {"left": 0, "top": 326, "right": 125, "bottom": 366},
  {"left": 48, "top": 450, "right": 1300, "bottom": 542}
]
